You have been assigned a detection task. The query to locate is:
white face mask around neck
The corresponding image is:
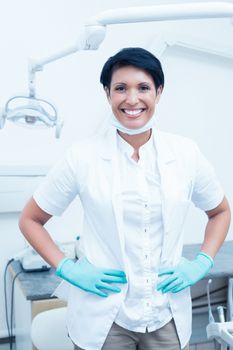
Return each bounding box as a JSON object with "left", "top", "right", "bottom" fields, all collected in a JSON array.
[{"left": 110, "top": 113, "right": 156, "bottom": 135}]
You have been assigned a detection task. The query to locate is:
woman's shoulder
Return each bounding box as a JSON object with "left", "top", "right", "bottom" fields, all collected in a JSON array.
[
  {"left": 156, "top": 129, "right": 198, "bottom": 150},
  {"left": 155, "top": 130, "right": 201, "bottom": 164}
]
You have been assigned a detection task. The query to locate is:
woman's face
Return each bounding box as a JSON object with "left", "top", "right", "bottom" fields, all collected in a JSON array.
[{"left": 106, "top": 65, "right": 162, "bottom": 130}]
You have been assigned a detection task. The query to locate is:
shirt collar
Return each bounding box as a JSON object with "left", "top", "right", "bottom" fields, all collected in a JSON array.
[
  {"left": 98, "top": 126, "right": 176, "bottom": 165},
  {"left": 117, "top": 131, "right": 154, "bottom": 158}
]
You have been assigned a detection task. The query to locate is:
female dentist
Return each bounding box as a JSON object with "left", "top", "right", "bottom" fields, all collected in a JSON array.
[{"left": 19, "top": 47, "right": 231, "bottom": 350}]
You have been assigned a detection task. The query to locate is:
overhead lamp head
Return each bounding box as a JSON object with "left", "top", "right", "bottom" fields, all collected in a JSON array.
[{"left": 0, "top": 96, "right": 63, "bottom": 138}]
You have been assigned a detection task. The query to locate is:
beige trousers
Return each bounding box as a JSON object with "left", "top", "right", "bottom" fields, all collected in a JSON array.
[{"left": 73, "top": 319, "right": 189, "bottom": 350}]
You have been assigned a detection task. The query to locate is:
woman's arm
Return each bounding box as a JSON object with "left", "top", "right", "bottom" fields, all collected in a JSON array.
[
  {"left": 157, "top": 196, "right": 231, "bottom": 293},
  {"left": 200, "top": 195, "right": 231, "bottom": 258},
  {"left": 18, "top": 197, "right": 65, "bottom": 268},
  {"left": 19, "top": 198, "right": 128, "bottom": 297}
]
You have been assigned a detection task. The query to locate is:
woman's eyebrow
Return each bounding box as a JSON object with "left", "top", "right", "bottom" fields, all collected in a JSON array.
[
  {"left": 138, "top": 81, "right": 152, "bottom": 85},
  {"left": 112, "top": 82, "right": 126, "bottom": 86},
  {"left": 112, "top": 81, "right": 152, "bottom": 86}
]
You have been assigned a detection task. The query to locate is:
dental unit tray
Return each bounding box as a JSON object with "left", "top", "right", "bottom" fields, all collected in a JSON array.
[
  {"left": 206, "top": 278, "right": 233, "bottom": 348},
  {"left": 207, "top": 321, "right": 233, "bottom": 346}
]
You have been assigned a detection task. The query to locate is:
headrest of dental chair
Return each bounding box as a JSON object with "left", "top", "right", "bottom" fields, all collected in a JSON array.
[{"left": 31, "top": 307, "right": 73, "bottom": 350}]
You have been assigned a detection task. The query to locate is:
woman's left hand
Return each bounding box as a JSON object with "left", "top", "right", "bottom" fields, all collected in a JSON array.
[{"left": 157, "top": 252, "right": 213, "bottom": 293}]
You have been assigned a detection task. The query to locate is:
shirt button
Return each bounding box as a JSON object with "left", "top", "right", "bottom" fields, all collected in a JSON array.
[
  {"left": 144, "top": 228, "right": 147, "bottom": 232},
  {"left": 145, "top": 204, "right": 148, "bottom": 208}
]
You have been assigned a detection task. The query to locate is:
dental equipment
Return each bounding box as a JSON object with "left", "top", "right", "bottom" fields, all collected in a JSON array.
[
  {"left": 0, "top": 95, "right": 63, "bottom": 138},
  {"left": 149, "top": 33, "right": 233, "bottom": 61},
  {"left": 206, "top": 279, "right": 233, "bottom": 349},
  {"left": 1, "top": 2, "right": 232, "bottom": 137},
  {"left": 0, "top": 95, "right": 60, "bottom": 130},
  {"left": 29, "top": 2, "right": 233, "bottom": 76},
  {"left": 0, "top": 92, "right": 63, "bottom": 137},
  {"left": 228, "top": 278, "right": 233, "bottom": 321}
]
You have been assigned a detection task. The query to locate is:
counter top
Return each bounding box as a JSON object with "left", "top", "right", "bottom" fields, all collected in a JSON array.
[
  {"left": 9, "top": 241, "right": 233, "bottom": 301},
  {"left": 9, "top": 262, "right": 59, "bottom": 301}
]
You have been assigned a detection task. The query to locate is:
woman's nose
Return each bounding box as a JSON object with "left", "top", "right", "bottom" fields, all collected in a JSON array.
[{"left": 126, "top": 90, "right": 139, "bottom": 105}]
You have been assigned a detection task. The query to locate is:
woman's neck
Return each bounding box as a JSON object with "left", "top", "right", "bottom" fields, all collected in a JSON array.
[{"left": 117, "top": 129, "right": 152, "bottom": 150}]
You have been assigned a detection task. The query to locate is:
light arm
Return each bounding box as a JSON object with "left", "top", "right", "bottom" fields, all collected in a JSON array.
[
  {"left": 29, "top": 2, "right": 233, "bottom": 96},
  {"left": 28, "top": 25, "right": 106, "bottom": 96},
  {"left": 88, "top": 2, "right": 233, "bottom": 25},
  {"left": 29, "top": 1, "right": 233, "bottom": 74}
]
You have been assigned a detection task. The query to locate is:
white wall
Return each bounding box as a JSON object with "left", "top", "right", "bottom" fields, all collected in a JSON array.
[{"left": 0, "top": 0, "right": 232, "bottom": 337}]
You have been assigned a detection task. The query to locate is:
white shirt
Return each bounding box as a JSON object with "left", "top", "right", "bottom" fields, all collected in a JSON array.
[
  {"left": 33, "top": 127, "right": 225, "bottom": 350},
  {"left": 115, "top": 133, "right": 172, "bottom": 331}
]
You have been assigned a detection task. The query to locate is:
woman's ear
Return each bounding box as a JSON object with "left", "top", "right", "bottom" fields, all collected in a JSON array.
[
  {"left": 105, "top": 87, "right": 111, "bottom": 102},
  {"left": 155, "top": 85, "right": 163, "bottom": 104}
]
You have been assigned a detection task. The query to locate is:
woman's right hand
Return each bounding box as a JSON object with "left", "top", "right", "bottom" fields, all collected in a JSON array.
[{"left": 56, "top": 257, "right": 127, "bottom": 297}]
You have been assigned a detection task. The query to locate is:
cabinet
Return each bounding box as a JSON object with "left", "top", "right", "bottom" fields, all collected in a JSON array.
[{"left": 10, "top": 261, "right": 66, "bottom": 350}]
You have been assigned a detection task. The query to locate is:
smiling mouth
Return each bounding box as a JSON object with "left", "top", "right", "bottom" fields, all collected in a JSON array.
[{"left": 121, "top": 108, "right": 145, "bottom": 117}]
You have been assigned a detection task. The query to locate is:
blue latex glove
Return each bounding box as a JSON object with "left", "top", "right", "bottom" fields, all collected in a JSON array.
[
  {"left": 56, "top": 256, "right": 127, "bottom": 297},
  {"left": 157, "top": 252, "right": 213, "bottom": 293}
]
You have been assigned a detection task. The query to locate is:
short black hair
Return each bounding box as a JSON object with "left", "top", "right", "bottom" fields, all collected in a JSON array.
[{"left": 100, "top": 47, "right": 164, "bottom": 91}]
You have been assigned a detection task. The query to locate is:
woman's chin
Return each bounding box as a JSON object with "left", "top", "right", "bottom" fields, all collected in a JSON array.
[{"left": 122, "top": 121, "right": 146, "bottom": 130}]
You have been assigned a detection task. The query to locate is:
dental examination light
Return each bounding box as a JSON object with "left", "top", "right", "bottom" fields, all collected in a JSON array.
[
  {"left": 0, "top": 96, "right": 61, "bottom": 135},
  {"left": 0, "top": 94, "right": 63, "bottom": 137},
  {"left": 0, "top": 2, "right": 232, "bottom": 137},
  {"left": 0, "top": 25, "right": 106, "bottom": 138}
]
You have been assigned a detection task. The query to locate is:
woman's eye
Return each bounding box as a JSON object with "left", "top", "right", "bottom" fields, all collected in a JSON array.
[
  {"left": 139, "top": 85, "right": 150, "bottom": 91},
  {"left": 115, "top": 86, "right": 126, "bottom": 92}
]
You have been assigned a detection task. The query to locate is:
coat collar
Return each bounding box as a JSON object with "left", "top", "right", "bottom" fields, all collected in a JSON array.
[
  {"left": 97, "top": 126, "right": 117, "bottom": 160},
  {"left": 98, "top": 126, "right": 176, "bottom": 164},
  {"left": 153, "top": 129, "right": 176, "bottom": 164}
]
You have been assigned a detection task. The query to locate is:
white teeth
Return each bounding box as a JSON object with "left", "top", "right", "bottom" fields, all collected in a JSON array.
[{"left": 124, "top": 109, "right": 143, "bottom": 115}]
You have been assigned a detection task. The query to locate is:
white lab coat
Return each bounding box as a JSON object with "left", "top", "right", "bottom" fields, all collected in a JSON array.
[{"left": 34, "top": 126, "right": 224, "bottom": 350}]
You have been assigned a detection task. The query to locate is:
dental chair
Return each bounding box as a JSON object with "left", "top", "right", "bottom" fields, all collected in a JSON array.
[{"left": 31, "top": 307, "right": 73, "bottom": 350}]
